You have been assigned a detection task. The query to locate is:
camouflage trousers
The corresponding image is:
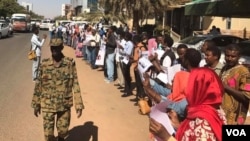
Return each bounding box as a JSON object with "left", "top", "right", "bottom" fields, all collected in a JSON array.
[{"left": 42, "top": 110, "right": 71, "bottom": 141}]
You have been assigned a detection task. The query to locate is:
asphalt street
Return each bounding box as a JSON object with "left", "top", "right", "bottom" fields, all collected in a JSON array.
[{"left": 0, "top": 31, "right": 150, "bottom": 141}]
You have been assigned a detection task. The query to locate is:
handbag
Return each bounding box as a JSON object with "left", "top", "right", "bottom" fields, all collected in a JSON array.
[
  {"left": 95, "top": 49, "right": 106, "bottom": 66},
  {"left": 28, "top": 46, "right": 37, "bottom": 60},
  {"left": 90, "top": 40, "right": 97, "bottom": 47},
  {"left": 138, "top": 98, "right": 151, "bottom": 115},
  {"left": 77, "top": 42, "right": 83, "bottom": 49}
]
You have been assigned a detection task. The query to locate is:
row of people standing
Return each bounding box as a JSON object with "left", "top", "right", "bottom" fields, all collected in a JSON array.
[
  {"left": 38, "top": 21, "right": 250, "bottom": 140},
  {"left": 144, "top": 37, "right": 250, "bottom": 141},
  {"left": 97, "top": 26, "right": 250, "bottom": 140}
]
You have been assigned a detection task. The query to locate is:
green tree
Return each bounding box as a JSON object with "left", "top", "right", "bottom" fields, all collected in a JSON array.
[
  {"left": 29, "top": 11, "right": 44, "bottom": 19},
  {"left": 0, "top": 0, "right": 43, "bottom": 19},
  {"left": 54, "top": 15, "right": 67, "bottom": 21},
  {"left": 98, "top": 0, "right": 187, "bottom": 32},
  {"left": 0, "top": 0, "right": 26, "bottom": 18}
]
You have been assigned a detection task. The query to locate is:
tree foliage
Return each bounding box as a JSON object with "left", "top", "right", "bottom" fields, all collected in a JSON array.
[
  {"left": 0, "top": 0, "right": 43, "bottom": 19},
  {"left": 98, "top": 0, "right": 188, "bottom": 31},
  {"left": 54, "top": 15, "right": 67, "bottom": 21}
]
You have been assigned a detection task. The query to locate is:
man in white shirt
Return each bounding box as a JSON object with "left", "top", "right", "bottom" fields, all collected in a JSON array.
[
  {"left": 31, "top": 27, "right": 47, "bottom": 81},
  {"left": 48, "top": 23, "right": 55, "bottom": 38},
  {"left": 114, "top": 31, "right": 126, "bottom": 88},
  {"left": 88, "top": 29, "right": 101, "bottom": 69},
  {"left": 118, "top": 32, "right": 134, "bottom": 97}
]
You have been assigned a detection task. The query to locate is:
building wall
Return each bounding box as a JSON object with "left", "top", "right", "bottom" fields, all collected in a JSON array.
[
  {"left": 70, "top": 0, "right": 97, "bottom": 14},
  {"left": 203, "top": 16, "right": 250, "bottom": 39},
  {"left": 62, "top": 4, "right": 72, "bottom": 17},
  {"left": 82, "top": 0, "right": 88, "bottom": 9},
  {"left": 62, "top": 4, "right": 66, "bottom": 16},
  {"left": 88, "top": 0, "right": 98, "bottom": 12}
]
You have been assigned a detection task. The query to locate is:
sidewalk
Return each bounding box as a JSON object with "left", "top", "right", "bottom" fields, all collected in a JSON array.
[
  {"left": 56, "top": 45, "right": 151, "bottom": 141},
  {"left": 41, "top": 40, "right": 250, "bottom": 140}
]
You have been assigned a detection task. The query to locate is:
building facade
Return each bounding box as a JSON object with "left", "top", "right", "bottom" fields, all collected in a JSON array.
[
  {"left": 61, "top": 4, "right": 72, "bottom": 17},
  {"left": 70, "top": 0, "right": 98, "bottom": 16},
  {"left": 167, "top": 0, "right": 250, "bottom": 40}
]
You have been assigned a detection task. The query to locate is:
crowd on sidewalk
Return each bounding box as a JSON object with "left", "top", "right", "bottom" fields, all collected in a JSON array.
[{"left": 51, "top": 21, "right": 250, "bottom": 141}]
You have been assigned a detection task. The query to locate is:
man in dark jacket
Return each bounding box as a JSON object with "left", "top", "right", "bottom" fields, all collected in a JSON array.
[{"left": 104, "top": 26, "right": 117, "bottom": 83}]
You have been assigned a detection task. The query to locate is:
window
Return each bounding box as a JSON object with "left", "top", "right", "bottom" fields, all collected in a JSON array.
[{"left": 226, "top": 17, "right": 231, "bottom": 29}]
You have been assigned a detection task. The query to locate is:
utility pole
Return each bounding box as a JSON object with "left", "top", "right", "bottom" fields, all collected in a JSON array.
[{"left": 162, "top": 10, "right": 166, "bottom": 35}]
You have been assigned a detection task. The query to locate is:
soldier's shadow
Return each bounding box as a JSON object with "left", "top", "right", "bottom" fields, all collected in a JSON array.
[{"left": 65, "top": 121, "right": 98, "bottom": 141}]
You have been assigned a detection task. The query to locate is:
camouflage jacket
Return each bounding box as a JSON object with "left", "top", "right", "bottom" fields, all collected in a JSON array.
[{"left": 31, "top": 57, "right": 84, "bottom": 112}]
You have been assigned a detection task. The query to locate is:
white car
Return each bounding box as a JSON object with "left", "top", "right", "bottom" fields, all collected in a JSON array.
[
  {"left": 172, "top": 34, "right": 245, "bottom": 51},
  {"left": 39, "top": 19, "right": 55, "bottom": 30},
  {"left": 31, "top": 19, "right": 41, "bottom": 28},
  {"left": 237, "top": 40, "right": 250, "bottom": 68},
  {"left": 173, "top": 34, "right": 250, "bottom": 67},
  {"left": 0, "top": 23, "right": 11, "bottom": 39}
]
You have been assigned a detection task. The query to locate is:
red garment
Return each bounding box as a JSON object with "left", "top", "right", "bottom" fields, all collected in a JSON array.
[
  {"left": 176, "top": 67, "right": 224, "bottom": 141},
  {"left": 167, "top": 71, "right": 189, "bottom": 102}
]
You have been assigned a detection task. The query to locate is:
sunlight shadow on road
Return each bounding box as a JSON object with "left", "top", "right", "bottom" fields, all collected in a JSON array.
[{"left": 65, "top": 121, "right": 98, "bottom": 141}]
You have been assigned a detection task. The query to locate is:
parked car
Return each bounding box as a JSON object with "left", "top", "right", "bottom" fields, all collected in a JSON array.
[
  {"left": 31, "top": 19, "right": 41, "bottom": 28},
  {"left": 173, "top": 35, "right": 250, "bottom": 69},
  {"left": 39, "top": 19, "right": 55, "bottom": 30},
  {"left": 237, "top": 40, "right": 250, "bottom": 69},
  {"left": 0, "top": 19, "right": 13, "bottom": 36},
  {"left": 172, "top": 34, "right": 245, "bottom": 51},
  {"left": 58, "top": 20, "right": 72, "bottom": 26},
  {"left": 0, "top": 22, "right": 11, "bottom": 38}
]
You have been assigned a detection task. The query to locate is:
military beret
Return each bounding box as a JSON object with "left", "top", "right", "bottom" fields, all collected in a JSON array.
[{"left": 50, "top": 38, "right": 63, "bottom": 47}]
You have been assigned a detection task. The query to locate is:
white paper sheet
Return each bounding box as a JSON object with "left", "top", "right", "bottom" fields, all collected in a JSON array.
[
  {"left": 141, "top": 51, "right": 149, "bottom": 59},
  {"left": 156, "top": 72, "right": 168, "bottom": 84},
  {"left": 155, "top": 49, "right": 165, "bottom": 60},
  {"left": 137, "top": 57, "right": 153, "bottom": 81},
  {"left": 150, "top": 102, "right": 175, "bottom": 141},
  {"left": 158, "top": 64, "right": 181, "bottom": 85},
  {"left": 138, "top": 57, "right": 153, "bottom": 74},
  {"left": 122, "top": 57, "right": 129, "bottom": 64},
  {"left": 167, "top": 64, "right": 181, "bottom": 85}
]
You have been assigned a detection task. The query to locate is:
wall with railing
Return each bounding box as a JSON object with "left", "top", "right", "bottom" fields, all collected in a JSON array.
[
  {"left": 193, "top": 29, "right": 250, "bottom": 39},
  {"left": 170, "top": 29, "right": 181, "bottom": 42}
]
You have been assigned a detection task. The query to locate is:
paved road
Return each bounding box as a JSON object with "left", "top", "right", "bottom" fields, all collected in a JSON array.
[{"left": 0, "top": 31, "right": 150, "bottom": 141}]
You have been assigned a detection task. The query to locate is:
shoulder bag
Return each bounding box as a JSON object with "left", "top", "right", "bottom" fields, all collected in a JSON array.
[
  {"left": 28, "top": 45, "right": 38, "bottom": 60},
  {"left": 138, "top": 98, "right": 151, "bottom": 115}
]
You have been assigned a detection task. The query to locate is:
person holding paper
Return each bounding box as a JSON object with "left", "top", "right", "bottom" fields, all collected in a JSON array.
[
  {"left": 104, "top": 26, "right": 117, "bottom": 83},
  {"left": 149, "top": 67, "right": 225, "bottom": 141},
  {"left": 147, "top": 34, "right": 176, "bottom": 98},
  {"left": 114, "top": 31, "right": 126, "bottom": 88},
  {"left": 143, "top": 48, "right": 202, "bottom": 119},
  {"left": 129, "top": 34, "right": 148, "bottom": 105},
  {"left": 118, "top": 32, "right": 134, "bottom": 97}
]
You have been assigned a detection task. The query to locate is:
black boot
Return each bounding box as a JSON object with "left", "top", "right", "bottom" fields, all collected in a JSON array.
[
  {"left": 129, "top": 97, "right": 139, "bottom": 102},
  {"left": 121, "top": 93, "right": 132, "bottom": 97},
  {"left": 58, "top": 137, "right": 65, "bottom": 141}
]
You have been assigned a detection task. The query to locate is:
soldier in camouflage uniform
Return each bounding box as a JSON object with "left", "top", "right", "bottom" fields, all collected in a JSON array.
[{"left": 31, "top": 38, "right": 84, "bottom": 141}]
